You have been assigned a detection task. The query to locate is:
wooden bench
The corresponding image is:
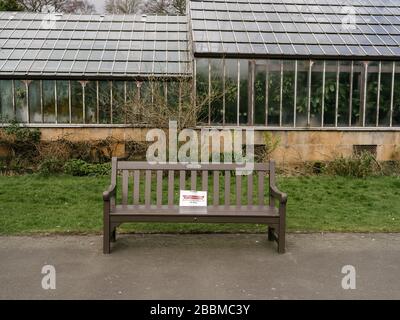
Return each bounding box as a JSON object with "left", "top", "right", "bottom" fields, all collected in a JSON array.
[{"left": 103, "top": 158, "right": 288, "bottom": 254}]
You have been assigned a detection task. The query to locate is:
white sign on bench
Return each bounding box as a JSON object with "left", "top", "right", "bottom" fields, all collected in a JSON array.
[{"left": 179, "top": 190, "right": 207, "bottom": 207}]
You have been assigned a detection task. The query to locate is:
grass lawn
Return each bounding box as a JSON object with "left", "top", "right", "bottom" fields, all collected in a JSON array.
[{"left": 0, "top": 174, "right": 399, "bottom": 235}]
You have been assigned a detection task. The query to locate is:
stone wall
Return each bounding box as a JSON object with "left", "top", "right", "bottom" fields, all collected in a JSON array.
[
  {"left": 260, "top": 131, "right": 400, "bottom": 163},
  {"left": 6, "top": 127, "right": 400, "bottom": 163}
]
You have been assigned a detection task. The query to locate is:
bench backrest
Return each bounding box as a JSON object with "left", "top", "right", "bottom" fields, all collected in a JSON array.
[{"left": 111, "top": 158, "right": 275, "bottom": 207}]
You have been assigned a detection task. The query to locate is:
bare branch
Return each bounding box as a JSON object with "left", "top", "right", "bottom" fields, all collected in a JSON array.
[{"left": 105, "top": 0, "right": 139, "bottom": 14}]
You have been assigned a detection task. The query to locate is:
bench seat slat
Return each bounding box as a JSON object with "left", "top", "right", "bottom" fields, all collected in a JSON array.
[
  {"left": 202, "top": 171, "right": 208, "bottom": 191},
  {"left": 145, "top": 170, "right": 151, "bottom": 207},
  {"left": 133, "top": 170, "right": 140, "bottom": 205},
  {"left": 213, "top": 171, "right": 219, "bottom": 206},
  {"left": 110, "top": 214, "right": 280, "bottom": 225},
  {"left": 225, "top": 170, "right": 230, "bottom": 206},
  {"left": 191, "top": 170, "right": 197, "bottom": 190},
  {"left": 156, "top": 170, "right": 163, "bottom": 207},
  {"left": 168, "top": 170, "right": 174, "bottom": 206},
  {"left": 247, "top": 173, "right": 253, "bottom": 206},
  {"left": 258, "top": 171, "right": 265, "bottom": 206},
  {"left": 122, "top": 170, "right": 129, "bottom": 206},
  {"left": 180, "top": 170, "right": 186, "bottom": 191},
  {"left": 236, "top": 174, "right": 242, "bottom": 206},
  {"left": 111, "top": 205, "right": 279, "bottom": 217}
]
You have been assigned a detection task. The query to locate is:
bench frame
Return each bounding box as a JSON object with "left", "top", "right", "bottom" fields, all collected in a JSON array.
[{"left": 103, "top": 158, "right": 287, "bottom": 254}]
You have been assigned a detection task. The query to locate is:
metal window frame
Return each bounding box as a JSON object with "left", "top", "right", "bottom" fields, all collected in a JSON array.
[
  {"left": 54, "top": 79, "right": 58, "bottom": 124},
  {"left": 11, "top": 79, "right": 16, "bottom": 118},
  {"left": 110, "top": 80, "right": 113, "bottom": 124},
  {"left": 80, "top": 80, "right": 88, "bottom": 124},
  {"left": 376, "top": 61, "right": 382, "bottom": 127},
  {"left": 361, "top": 61, "right": 369, "bottom": 127},
  {"left": 96, "top": 80, "right": 99, "bottom": 124},
  {"left": 124, "top": 80, "right": 127, "bottom": 124},
  {"left": 236, "top": 59, "right": 240, "bottom": 126},
  {"left": 279, "top": 60, "right": 283, "bottom": 127},
  {"left": 390, "top": 61, "right": 395, "bottom": 127},
  {"left": 40, "top": 80, "right": 44, "bottom": 123},
  {"left": 248, "top": 60, "right": 255, "bottom": 126},
  {"left": 193, "top": 59, "right": 197, "bottom": 113},
  {"left": 335, "top": 61, "right": 340, "bottom": 127},
  {"left": 178, "top": 79, "right": 182, "bottom": 117},
  {"left": 24, "top": 80, "right": 30, "bottom": 123},
  {"left": 222, "top": 58, "right": 226, "bottom": 125},
  {"left": 266, "top": 61, "right": 270, "bottom": 126},
  {"left": 321, "top": 60, "right": 326, "bottom": 127},
  {"left": 68, "top": 80, "right": 72, "bottom": 124},
  {"left": 307, "top": 60, "right": 313, "bottom": 126},
  {"left": 208, "top": 59, "right": 211, "bottom": 125},
  {"left": 349, "top": 61, "right": 354, "bottom": 127},
  {"left": 293, "top": 59, "right": 297, "bottom": 127}
]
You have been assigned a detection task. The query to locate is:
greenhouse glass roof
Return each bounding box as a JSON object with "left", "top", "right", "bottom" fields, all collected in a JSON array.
[
  {"left": 0, "top": 12, "right": 190, "bottom": 78},
  {"left": 1, "top": 0, "right": 400, "bottom": 79},
  {"left": 189, "top": 0, "right": 400, "bottom": 59}
]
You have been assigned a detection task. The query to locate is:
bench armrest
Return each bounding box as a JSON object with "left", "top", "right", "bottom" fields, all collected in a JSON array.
[
  {"left": 270, "top": 184, "right": 288, "bottom": 204},
  {"left": 103, "top": 184, "right": 116, "bottom": 201}
]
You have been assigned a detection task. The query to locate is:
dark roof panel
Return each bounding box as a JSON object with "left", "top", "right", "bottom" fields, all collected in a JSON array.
[
  {"left": 0, "top": 12, "right": 190, "bottom": 78},
  {"left": 189, "top": 0, "right": 400, "bottom": 59}
]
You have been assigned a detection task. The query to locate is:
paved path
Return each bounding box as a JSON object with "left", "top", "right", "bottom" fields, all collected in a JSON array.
[{"left": 0, "top": 233, "right": 399, "bottom": 299}]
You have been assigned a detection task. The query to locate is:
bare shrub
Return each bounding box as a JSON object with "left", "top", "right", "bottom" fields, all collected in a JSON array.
[{"left": 324, "top": 151, "right": 382, "bottom": 178}]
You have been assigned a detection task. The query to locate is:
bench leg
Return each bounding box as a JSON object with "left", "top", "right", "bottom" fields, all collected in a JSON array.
[
  {"left": 103, "top": 202, "right": 111, "bottom": 254},
  {"left": 277, "top": 225, "right": 285, "bottom": 254},
  {"left": 268, "top": 227, "right": 275, "bottom": 241},
  {"left": 103, "top": 224, "right": 110, "bottom": 254},
  {"left": 110, "top": 227, "right": 116, "bottom": 243}
]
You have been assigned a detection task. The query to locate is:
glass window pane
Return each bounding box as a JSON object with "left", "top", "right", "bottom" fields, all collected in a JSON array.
[
  {"left": 157, "top": 81, "right": 167, "bottom": 105},
  {"left": 210, "top": 59, "right": 223, "bottom": 124},
  {"left": 140, "top": 81, "right": 152, "bottom": 107},
  {"left": 323, "top": 61, "right": 338, "bottom": 127},
  {"left": 392, "top": 62, "right": 400, "bottom": 127},
  {"left": 71, "top": 81, "right": 83, "bottom": 124},
  {"left": 15, "top": 80, "right": 28, "bottom": 123},
  {"left": 125, "top": 80, "right": 138, "bottom": 106},
  {"left": 393, "top": 62, "right": 400, "bottom": 127},
  {"left": 282, "top": 60, "right": 295, "bottom": 127},
  {"left": 239, "top": 60, "right": 249, "bottom": 125},
  {"left": 295, "top": 60, "right": 309, "bottom": 127},
  {"left": 366, "top": 61, "right": 379, "bottom": 126},
  {"left": 378, "top": 62, "right": 393, "bottom": 127},
  {"left": 57, "top": 80, "right": 69, "bottom": 124},
  {"left": 351, "top": 62, "right": 364, "bottom": 126},
  {"left": 338, "top": 61, "right": 351, "bottom": 127},
  {"left": 112, "top": 81, "right": 126, "bottom": 124},
  {"left": 254, "top": 62, "right": 266, "bottom": 125},
  {"left": 29, "top": 80, "right": 41, "bottom": 123},
  {"left": 196, "top": 58, "right": 209, "bottom": 124},
  {"left": 267, "top": 60, "right": 281, "bottom": 126},
  {"left": 225, "top": 59, "right": 238, "bottom": 125},
  {"left": 150, "top": 81, "right": 161, "bottom": 107},
  {"left": 310, "top": 60, "right": 324, "bottom": 127},
  {"left": 0, "top": 80, "right": 14, "bottom": 122},
  {"left": 167, "top": 81, "right": 180, "bottom": 109},
  {"left": 98, "top": 81, "right": 111, "bottom": 124},
  {"left": 180, "top": 79, "right": 191, "bottom": 113},
  {"left": 85, "top": 81, "right": 97, "bottom": 124},
  {"left": 43, "top": 80, "right": 56, "bottom": 123},
  {"left": 125, "top": 81, "right": 141, "bottom": 124}
]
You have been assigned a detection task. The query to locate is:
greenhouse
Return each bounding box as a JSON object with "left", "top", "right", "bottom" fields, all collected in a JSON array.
[
  {"left": 191, "top": 0, "right": 400, "bottom": 128},
  {"left": 0, "top": 0, "right": 399, "bottom": 129},
  {"left": 0, "top": 12, "right": 190, "bottom": 125}
]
